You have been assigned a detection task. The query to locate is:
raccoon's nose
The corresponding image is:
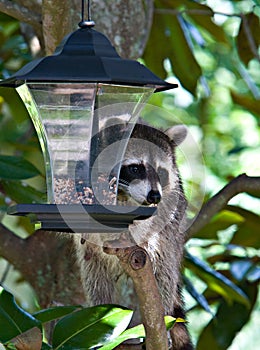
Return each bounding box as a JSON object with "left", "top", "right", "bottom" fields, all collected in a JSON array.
[{"left": 147, "top": 190, "right": 161, "bottom": 204}]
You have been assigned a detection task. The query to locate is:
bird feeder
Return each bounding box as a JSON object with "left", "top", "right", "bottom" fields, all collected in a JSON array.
[{"left": 0, "top": 12, "right": 177, "bottom": 232}]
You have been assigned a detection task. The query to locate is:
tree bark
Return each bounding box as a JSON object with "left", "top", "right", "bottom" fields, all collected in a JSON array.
[
  {"left": 0, "top": 225, "right": 85, "bottom": 307},
  {"left": 104, "top": 239, "right": 168, "bottom": 350},
  {"left": 90, "top": 0, "right": 154, "bottom": 59},
  {"left": 1, "top": 0, "right": 153, "bottom": 58},
  {"left": 42, "top": 0, "right": 73, "bottom": 55}
]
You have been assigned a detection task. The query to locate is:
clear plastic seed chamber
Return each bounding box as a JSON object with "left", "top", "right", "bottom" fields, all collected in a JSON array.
[{"left": 17, "top": 82, "right": 154, "bottom": 207}]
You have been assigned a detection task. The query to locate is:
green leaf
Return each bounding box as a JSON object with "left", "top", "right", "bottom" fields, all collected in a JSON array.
[
  {"left": 225, "top": 206, "right": 260, "bottom": 248},
  {"left": 0, "top": 88, "right": 30, "bottom": 124},
  {"left": 2, "top": 180, "right": 45, "bottom": 203},
  {"left": 143, "top": 10, "right": 202, "bottom": 94},
  {"left": 99, "top": 315, "right": 177, "bottom": 350},
  {"left": 237, "top": 13, "right": 260, "bottom": 65},
  {"left": 185, "top": 253, "right": 249, "bottom": 306},
  {"left": 0, "top": 155, "right": 40, "bottom": 180},
  {"left": 193, "top": 209, "right": 245, "bottom": 239},
  {"left": 231, "top": 90, "right": 260, "bottom": 118},
  {"left": 183, "top": 276, "right": 213, "bottom": 315},
  {"left": 52, "top": 305, "right": 133, "bottom": 350},
  {"left": 99, "top": 323, "right": 146, "bottom": 350},
  {"left": 33, "top": 306, "right": 81, "bottom": 324},
  {"left": 0, "top": 288, "right": 41, "bottom": 343},
  {"left": 197, "top": 282, "right": 258, "bottom": 350},
  {"left": 231, "top": 221, "right": 260, "bottom": 249}
]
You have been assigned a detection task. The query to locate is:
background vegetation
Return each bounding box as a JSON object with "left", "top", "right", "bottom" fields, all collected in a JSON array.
[{"left": 0, "top": 0, "right": 259, "bottom": 349}]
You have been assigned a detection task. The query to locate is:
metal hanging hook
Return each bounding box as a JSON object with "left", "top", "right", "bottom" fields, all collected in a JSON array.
[{"left": 78, "top": 0, "right": 95, "bottom": 28}]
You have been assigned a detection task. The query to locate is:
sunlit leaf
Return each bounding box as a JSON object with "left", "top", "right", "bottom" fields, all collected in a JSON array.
[
  {"left": 0, "top": 288, "right": 41, "bottom": 343},
  {"left": 193, "top": 209, "right": 244, "bottom": 239},
  {"left": 99, "top": 316, "right": 177, "bottom": 350},
  {"left": 52, "top": 305, "right": 133, "bottom": 349}
]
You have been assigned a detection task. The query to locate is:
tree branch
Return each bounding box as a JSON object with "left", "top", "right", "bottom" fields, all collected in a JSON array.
[
  {"left": 0, "top": 0, "right": 41, "bottom": 31},
  {"left": 104, "top": 237, "right": 168, "bottom": 350},
  {"left": 14, "top": 0, "right": 42, "bottom": 14},
  {"left": 42, "top": 0, "right": 72, "bottom": 55},
  {"left": 155, "top": 8, "right": 241, "bottom": 18},
  {"left": 14, "top": 0, "right": 41, "bottom": 15},
  {"left": 186, "top": 173, "right": 260, "bottom": 239},
  {"left": 0, "top": 223, "right": 26, "bottom": 263},
  {"left": 0, "top": 224, "right": 84, "bottom": 307}
]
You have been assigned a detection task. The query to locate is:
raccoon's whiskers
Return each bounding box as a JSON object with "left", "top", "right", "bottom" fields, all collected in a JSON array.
[{"left": 118, "top": 179, "right": 130, "bottom": 187}]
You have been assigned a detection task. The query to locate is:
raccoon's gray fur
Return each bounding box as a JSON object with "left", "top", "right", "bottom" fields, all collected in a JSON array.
[{"left": 74, "top": 122, "right": 193, "bottom": 349}]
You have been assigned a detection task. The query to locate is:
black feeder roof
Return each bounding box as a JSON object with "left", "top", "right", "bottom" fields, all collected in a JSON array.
[{"left": 0, "top": 27, "right": 178, "bottom": 92}]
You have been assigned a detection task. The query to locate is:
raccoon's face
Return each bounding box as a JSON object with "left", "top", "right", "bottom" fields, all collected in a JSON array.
[
  {"left": 118, "top": 160, "right": 163, "bottom": 205},
  {"left": 117, "top": 123, "right": 187, "bottom": 206}
]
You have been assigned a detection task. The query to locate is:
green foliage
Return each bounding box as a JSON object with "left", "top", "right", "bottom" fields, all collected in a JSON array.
[
  {"left": 0, "top": 288, "right": 41, "bottom": 343},
  {"left": 184, "top": 204, "right": 260, "bottom": 348},
  {"left": 185, "top": 252, "right": 249, "bottom": 306},
  {"left": 0, "top": 288, "right": 176, "bottom": 349},
  {"left": 0, "top": 155, "right": 40, "bottom": 180},
  {"left": 144, "top": 6, "right": 202, "bottom": 94},
  {"left": 99, "top": 316, "right": 176, "bottom": 350},
  {"left": 196, "top": 280, "right": 259, "bottom": 350},
  {"left": 237, "top": 13, "right": 260, "bottom": 65},
  {"left": 143, "top": 3, "right": 260, "bottom": 348},
  {"left": 52, "top": 305, "right": 133, "bottom": 349}
]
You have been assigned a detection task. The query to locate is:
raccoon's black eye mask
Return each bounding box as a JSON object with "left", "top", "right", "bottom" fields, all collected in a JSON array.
[
  {"left": 120, "top": 163, "right": 146, "bottom": 183},
  {"left": 128, "top": 164, "right": 146, "bottom": 176}
]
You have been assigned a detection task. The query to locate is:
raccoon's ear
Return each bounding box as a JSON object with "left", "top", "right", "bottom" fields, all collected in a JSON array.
[{"left": 165, "top": 125, "right": 187, "bottom": 145}]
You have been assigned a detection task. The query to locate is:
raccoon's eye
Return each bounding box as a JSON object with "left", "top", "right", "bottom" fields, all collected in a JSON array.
[{"left": 129, "top": 164, "right": 145, "bottom": 175}]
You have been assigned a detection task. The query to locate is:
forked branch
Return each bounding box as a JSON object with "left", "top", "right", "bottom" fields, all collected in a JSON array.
[{"left": 186, "top": 173, "right": 260, "bottom": 239}]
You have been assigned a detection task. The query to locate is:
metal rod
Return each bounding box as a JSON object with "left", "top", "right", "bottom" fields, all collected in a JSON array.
[
  {"left": 88, "top": 0, "right": 91, "bottom": 21},
  {"left": 81, "top": 0, "right": 85, "bottom": 23},
  {"left": 79, "top": 0, "right": 95, "bottom": 28}
]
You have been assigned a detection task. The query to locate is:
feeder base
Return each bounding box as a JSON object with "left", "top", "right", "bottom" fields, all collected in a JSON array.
[{"left": 7, "top": 204, "right": 156, "bottom": 233}]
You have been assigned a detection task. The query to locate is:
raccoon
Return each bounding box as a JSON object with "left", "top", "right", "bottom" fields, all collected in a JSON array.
[{"left": 74, "top": 122, "right": 193, "bottom": 349}]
